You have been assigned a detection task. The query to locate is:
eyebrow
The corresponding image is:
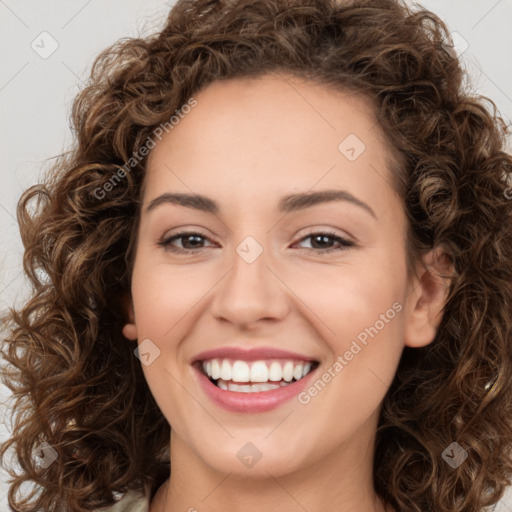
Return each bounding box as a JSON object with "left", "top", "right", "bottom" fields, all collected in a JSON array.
[{"left": 145, "top": 189, "right": 377, "bottom": 219}]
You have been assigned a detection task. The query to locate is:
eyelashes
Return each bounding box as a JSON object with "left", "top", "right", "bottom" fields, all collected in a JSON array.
[{"left": 157, "top": 230, "right": 355, "bottom": 255}]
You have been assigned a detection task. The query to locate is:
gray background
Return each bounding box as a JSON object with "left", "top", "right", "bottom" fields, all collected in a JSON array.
[{"left": 1, "top": 0, "right": 511, "bottom": 509}]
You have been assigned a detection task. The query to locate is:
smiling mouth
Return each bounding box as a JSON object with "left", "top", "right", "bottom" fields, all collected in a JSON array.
[{"left": 196, "top": 358, "right": 320, "bottom": 393}]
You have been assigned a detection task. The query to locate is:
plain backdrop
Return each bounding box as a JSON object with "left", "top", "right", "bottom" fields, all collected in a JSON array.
[{"left": 1, "top": 0, "right": 511, "bottom": 509}]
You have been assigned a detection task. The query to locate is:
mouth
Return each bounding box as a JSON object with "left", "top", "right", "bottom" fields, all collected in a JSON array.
[{"left": 194, "top": 358, "right": 320, "bottom": 393}]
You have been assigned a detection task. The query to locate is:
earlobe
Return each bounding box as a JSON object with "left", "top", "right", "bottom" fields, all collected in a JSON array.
[
  {"left": 120, "top": 292, "right": 138, "bottom": 341},
  {"left": 404, "top": 247, "right": 454, "bottom": 348}
]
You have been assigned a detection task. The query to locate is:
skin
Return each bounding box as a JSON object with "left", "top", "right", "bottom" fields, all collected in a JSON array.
[{"left": 122, "top": 72, "right": 452, "bottom": 512}]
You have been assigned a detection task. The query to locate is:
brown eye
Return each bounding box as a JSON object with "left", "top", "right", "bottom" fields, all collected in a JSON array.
[
  {"left": 294, "top": 231, "right": 354, "bottom": 253},
  {"left": 158, "top": 232, "right": 214, "bottom": 253},
  {"left": 158, "top": 230, "right": 354, "bottom": 255}
]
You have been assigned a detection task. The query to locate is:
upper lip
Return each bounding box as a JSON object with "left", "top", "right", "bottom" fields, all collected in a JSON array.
[{"left": 192, "top": 346, "right": 318, "bottom": 363}]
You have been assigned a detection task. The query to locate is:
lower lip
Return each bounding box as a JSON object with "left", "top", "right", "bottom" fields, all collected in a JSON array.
[{"left": 193, "top": 364, "right": 317, "bottom": 413}]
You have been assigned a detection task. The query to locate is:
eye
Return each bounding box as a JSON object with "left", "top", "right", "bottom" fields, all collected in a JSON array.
[
  {"left": 158, "top": 230, "right": 354, "bottom": 255},
  {"left": 158, "top": 231, "right": 215, "bottom": 254},
  {"left": 294, "top": 230, "right": 354, "bottom": 254}
]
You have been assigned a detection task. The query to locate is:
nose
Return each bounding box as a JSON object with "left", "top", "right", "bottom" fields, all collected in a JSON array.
[{"left": 209, "top": 239, "right": 290, "bottom": 331}]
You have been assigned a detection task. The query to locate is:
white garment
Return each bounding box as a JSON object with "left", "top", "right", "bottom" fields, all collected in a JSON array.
[{"left": 96, "top": 489, "right": 150, "bottom": 512}]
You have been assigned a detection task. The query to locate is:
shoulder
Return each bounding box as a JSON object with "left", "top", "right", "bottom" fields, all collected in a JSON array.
[{"left": 95, "top": 489, "right": 150, "bottom": 512}]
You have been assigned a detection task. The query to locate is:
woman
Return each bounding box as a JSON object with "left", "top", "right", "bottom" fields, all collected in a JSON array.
[{"left": 1, "top": 0, "right": 511, "bottom": 511}]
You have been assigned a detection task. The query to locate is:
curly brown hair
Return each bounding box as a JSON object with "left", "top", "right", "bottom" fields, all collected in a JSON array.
[{"left": 1, "top": 0, "right": 512, "bottom": 511}]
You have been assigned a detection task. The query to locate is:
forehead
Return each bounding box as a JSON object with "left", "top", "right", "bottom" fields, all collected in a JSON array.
[{"left": 143, "top": 73, "right": 399, "bottom": 214}]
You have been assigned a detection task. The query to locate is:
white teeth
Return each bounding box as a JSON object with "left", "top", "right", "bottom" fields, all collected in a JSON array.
[
  {"left": 217, "top": 379, "right": 283, "bottom": 392},
  {"left": 211, "top": 359, "right": 221, "bottom": 380},
  {"left": 282, "top": 361, "right": 294, "bottom": 382},
  {"left": 250, "top": 361, "right": 269, "bottom": 382},
  {"left": 201, "top": 358, "right": 316, "bottom": 386},
  {"left": 231, "top": 360, "right": 250, "bottom": 382},
  {"left": 220, "top": 360, "right": 231, "bottom": 380},
  {"left": 268, "top": 361, "right": 283, "bottom": 381}
]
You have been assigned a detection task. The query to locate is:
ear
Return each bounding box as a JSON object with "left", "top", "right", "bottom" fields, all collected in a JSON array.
[
  {"left": 121, "top": 292, "right": 138, "bottom": 341},
  {"left": 404, "top": 246, "right": 454, "bottom": 348}
]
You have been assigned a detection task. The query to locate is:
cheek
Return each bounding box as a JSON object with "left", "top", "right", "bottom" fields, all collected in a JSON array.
[
  {"left": 290, "top": 250, "right": 406, "bottom": 389},
  {"left": 292, "top": 249, "right": 405, "bottom": 336},
  {"left": 129, "top": 259, "right": 209, "bottom": 428},
  {"left": 131, "top": 258, "right": 215, "bottom": 337}
]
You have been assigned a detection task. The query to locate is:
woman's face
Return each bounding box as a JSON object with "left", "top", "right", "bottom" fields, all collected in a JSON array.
[{"left": 123, "top": 73, "right": 438, "bottom": 479}]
